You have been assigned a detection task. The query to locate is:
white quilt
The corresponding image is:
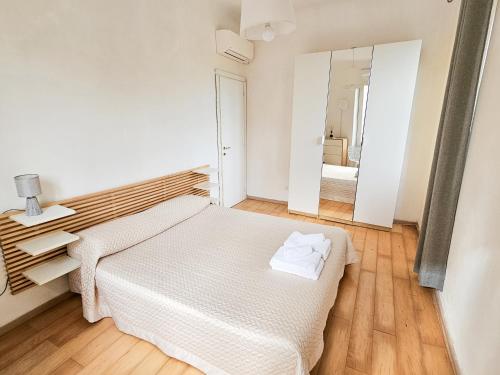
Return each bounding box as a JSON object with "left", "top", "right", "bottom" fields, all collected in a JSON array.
[{"left": 69, "top": 197, "right": 357, "bottom": 375}]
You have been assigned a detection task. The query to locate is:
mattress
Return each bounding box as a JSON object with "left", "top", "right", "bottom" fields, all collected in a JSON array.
[
  {"left": 72, "top": 202, "right": 357, "bottom": 375},
  {"left": 320, "top": 165, "right": 358, "bottom": 203}
]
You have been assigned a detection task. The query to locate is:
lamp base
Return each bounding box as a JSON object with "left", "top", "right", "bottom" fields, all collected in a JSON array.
[{"left": 25, "top": 197, "right": 42, "bottom": 216}]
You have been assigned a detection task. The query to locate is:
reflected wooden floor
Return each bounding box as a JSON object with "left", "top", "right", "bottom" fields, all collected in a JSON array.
[
  {"left": 0, "top": 199, "right": 454, "bottom": 375},
  {"left": 319, "top": 198, "right": 354, "bottom": 221}
]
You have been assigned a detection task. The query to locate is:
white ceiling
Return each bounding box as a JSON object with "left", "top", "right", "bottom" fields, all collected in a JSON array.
[{"left": 218, "top": 0, "right": 330, "bottom": 15}]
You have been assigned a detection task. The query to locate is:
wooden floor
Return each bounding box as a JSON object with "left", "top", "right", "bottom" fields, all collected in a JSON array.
[
  {"left": 0, "top": 199, "right": 454, "bottom": 375},
  {"left": 319, "top": 198, "right": 354, "bottom": 221}
]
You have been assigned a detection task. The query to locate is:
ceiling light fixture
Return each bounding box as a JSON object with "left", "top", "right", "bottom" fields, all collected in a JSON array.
[
  {"left": 262, "top": 23, "right": 276, "bottom": 42},
  {"left": 240, "top": 0, "right": 296, "bottom": 42}
]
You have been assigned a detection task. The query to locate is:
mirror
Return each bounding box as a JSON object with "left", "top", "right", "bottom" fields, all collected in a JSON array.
[
  {"left": 319, "top": 46, "right": 373, "bottom": 222},
  {"left": 288, "top": 41, "right": 421, "bottom": 226}
]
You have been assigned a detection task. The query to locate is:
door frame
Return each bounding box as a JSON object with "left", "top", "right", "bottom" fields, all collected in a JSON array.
[{"left": 215, "top": 69, "right": 247, "bottom": 207}]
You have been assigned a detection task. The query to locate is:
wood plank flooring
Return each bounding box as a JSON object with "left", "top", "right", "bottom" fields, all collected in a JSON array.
[
  {"left": 0, "top": 199, "right": 453, "bottom": 375},
  {"left": 319, "top": 198, "right": 354, "bottom": 221}
]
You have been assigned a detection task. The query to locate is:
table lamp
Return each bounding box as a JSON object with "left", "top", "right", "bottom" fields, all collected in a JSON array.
[{"left": 14, "top": 174, "right": 42, "bottom": 216}]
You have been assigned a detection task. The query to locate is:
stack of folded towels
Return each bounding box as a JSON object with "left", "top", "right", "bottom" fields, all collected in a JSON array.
[{"left": 270, "top": 231, "right": 332, "bottom": 280}]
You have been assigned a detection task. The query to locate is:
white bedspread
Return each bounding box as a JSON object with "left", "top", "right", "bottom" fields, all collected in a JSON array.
[
  {"left": 71, "top": 202, "right": 357, "bottom": 375},
  {"left": 321, "top": 165, "right": 358, "bottom": 203},
  {"left": 321, "top": 164, "right": 358, "bottom": 181}
]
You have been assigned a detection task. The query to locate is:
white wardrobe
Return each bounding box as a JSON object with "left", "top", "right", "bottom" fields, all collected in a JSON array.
[{"left": 288, "top": 40, "right": 422, "bottom": 228}]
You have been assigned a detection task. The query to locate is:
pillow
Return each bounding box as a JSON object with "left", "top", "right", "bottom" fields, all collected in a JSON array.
[{"left": 68, "top": 194, "right": 210, "bottom": 262}]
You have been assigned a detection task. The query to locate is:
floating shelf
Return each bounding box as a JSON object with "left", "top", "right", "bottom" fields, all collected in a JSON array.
[
  {"left": 10, "top": 205, "right": 76, "bottom": 227},
  {"left": 22, "top": 255, "right": 81, "bottom": 286},
  {"left": 16, "top": 230, "right": 80, "bottom": 256},
  {"left": 193, "top": 167, "right": 218, "bottom": 175},
  {"left": 193, "top": 182, "right": 219, "bottom": 191}
]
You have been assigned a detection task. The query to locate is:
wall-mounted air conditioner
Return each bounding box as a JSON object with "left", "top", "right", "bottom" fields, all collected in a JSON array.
[{"left": 216, "top": 29, "right": 254, "bottom": 64}]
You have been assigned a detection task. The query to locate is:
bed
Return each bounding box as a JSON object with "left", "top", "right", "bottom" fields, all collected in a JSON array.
[
  {"left": 68, "top": 195, "right": 357, "bottom": 375},
  {"left": 320, "top": 164, "right": 358, "bottom": 204}
]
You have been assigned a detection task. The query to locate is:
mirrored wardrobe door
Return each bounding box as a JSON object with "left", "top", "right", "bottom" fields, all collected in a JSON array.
[{"left": 318, "top": 46, "right": 374, "bottom": 223}]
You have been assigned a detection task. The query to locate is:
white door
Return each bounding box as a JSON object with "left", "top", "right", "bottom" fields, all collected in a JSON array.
[
  {"left": 216, "top": 71, "right": 247, "bottom": 207},
  {"left": 288, "top": 51, "right": 332, "bottom": 215},
  {"left": 353, "top": 40, "right": 422, "bottom": 228}
]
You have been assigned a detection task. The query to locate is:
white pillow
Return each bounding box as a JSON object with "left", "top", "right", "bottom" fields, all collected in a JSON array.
[{"left": 68, "top": 194, "right": 210, "bottom": 261}]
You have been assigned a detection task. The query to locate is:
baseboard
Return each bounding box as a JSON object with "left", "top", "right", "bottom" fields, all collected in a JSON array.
[
  {"left": 246, "top": 195, "right": 287, "bottom": 205},
  {"left": 319, "top": 214, "right": 391, "bottom": 232},
  {"left": 247, "top": 196, "right": 418, "bottom": 233},
  {"left": 393, "top": 219, "right": 419, "bottom": 228},
  {"left": 0, "top": 291, "right": 75, "bottom": 336},
  {"left": 433, "top": 291, "right": 461, "bottom": 375},
  {"left": 288, "top": 209, "right": 317, "bottom": 218}
]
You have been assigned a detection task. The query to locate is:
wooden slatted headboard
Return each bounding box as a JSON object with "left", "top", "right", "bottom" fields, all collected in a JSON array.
[{"left": 0, "top": 166, "right": 210, "bottom": 294}]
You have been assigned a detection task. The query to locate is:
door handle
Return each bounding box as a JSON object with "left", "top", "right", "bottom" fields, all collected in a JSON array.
[{"left": 223, "top": 146, "right": 231, "bottom": 150}]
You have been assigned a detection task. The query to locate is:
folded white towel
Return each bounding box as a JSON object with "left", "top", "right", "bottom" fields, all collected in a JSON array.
[
  {"left": 284, "top": 231, "right": 325, "bottom": 247},
  {"left": 270, "top": 249, "right": 325, "bottom": 280},
  {"left": 284, "top": 232, "right": 331, "bottom": 260},
  {"left": 273, "top": 245, "right": 322, "bottom": 270},
  {"left": 270, "top": 245, "right": 322, "bottom": 278},
  {"left": 314, "top": 238, "right": 331, "bottom": 260},
  {"left": 283, "top": 245, "right": 314, "bottom": 260}
]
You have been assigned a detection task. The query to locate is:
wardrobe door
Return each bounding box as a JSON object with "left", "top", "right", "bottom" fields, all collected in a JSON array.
[
  {"left": 353, "top": 40, "right": 422, "bottom": 228},
  {"left": 288, "top": 51, "right": 332, "bottom": 215}
]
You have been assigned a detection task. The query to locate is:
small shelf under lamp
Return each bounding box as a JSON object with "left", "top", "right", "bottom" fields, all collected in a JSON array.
[{"left": 10, "top": 174, "right": 76, "bottom": 227}]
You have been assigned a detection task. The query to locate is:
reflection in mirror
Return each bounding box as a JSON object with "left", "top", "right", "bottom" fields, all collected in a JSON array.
[{"left": 319, "top": 46, "right": 373, "bottom": 222}]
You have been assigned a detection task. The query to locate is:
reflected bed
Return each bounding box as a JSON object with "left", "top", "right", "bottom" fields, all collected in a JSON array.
[{"left": 320, "top": 164, "right": 358, "bottom": 204}]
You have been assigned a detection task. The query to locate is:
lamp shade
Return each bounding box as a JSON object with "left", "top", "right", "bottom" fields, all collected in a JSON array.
[
  {"left": 14, "top": 174, "right": 42, "bottom": 198},
  {"left": 240, "top": 0, "right": 296, "bottom": 41}
]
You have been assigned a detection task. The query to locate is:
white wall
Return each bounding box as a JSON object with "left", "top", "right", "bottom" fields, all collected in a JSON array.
[
  {"left": 437, "top": 5, "right": 500, "bottom": 374},
  {"left": 0, "top": 0, "right": 244, "bottom": 327},
  {"left": 326, "top": 61, "right": 365, "bottom": 145},
  {"left": 246, "top": 0, "right": 460, "bottom": 223}
]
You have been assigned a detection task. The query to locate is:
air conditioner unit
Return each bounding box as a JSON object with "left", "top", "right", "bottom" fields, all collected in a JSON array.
[{"left": 216, "top": 29, "right": 254, "bottom": 64}]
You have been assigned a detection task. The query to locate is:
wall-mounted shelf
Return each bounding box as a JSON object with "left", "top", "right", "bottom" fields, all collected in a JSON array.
[
  {"left": 0, "top": 166, "right": 207, "bottom": 295},
  {"left": 193, "top": 182, "right": 219, "bottom": 191},
  {"left": 16, "top": 230, "right": 80, "bottom": 256},
  {"left": 22, "top": 255, "right": 80, "bottom": 286},
  {"left": 193, "top": 167, "right": 218, "bottom": 175},
  {"left": 10, "top": 205, "right": 76, "bottom": 227}
]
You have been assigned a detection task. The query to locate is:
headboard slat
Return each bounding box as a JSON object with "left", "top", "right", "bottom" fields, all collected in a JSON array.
[
  {"left": 0, "top": 179, "right": 207, "bottom": 246},
  {"left": 0, "top": 166, "right": 210, "bottom": 294}
]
